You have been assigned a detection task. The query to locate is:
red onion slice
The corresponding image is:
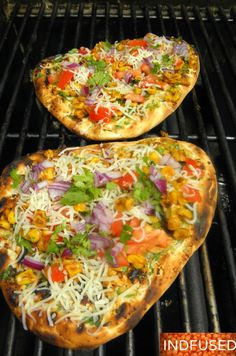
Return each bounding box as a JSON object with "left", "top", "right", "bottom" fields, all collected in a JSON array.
[
  {"left": 71, "top": 221, "right": 86, "bottom": 233},
  {"left": 88, "top": 233, "right": 111, "bottom": 250},
  {"left": 61, "top": 248, "right": 72, "bottom": 257},
  {"left": 89, "top": 202, "right": 113, "bottom": 232},
  {"left": 22, "top": 256, "right": 44, "bottom": 270},
  {"left": 48, "top": 181, "right": 71, "bottom": 201}
]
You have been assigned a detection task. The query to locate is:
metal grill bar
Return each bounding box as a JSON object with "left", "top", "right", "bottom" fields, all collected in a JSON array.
[
  {"left": 0, "top": 3, "right": 19, "bottom": 52},
  {"left": 219, "top": 7, "right": 236, "bottom": 50}
]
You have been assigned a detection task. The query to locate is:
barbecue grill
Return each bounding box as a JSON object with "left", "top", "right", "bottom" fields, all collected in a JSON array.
[{"left": 0, "top": 1, "right": 236, "bottom": 355}]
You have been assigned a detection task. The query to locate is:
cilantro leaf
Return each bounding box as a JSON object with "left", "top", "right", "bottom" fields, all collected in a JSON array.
[
  {"left": 68, "top": 48, "right": 78, "bottom": 54},
  {"left": 120, "top": 224, "right": 133, "bottom": 244},
  {"left": 151, "top": 62, "right": 161, "bottom": 74},
  {"left": 102, "top": 41, "right": 112, "bottom": 52},
  {"left": 105, "top": 250, "right": 114, "bottom": 264},
  {"left": 87, "top": 58, "right": 106, "bottom": 71},
  {"left": 87, "top": 71, "right": 111, "bottom": 90},
  {"left": 0, "top": 266, "right": 16, "bottom": 280},
  {"left": 10, "top": 169, "right": 22, "bottom": 189},
  {"left": 161, "top": 54, "right": 173, "bottom": 66},
  {"left": 47, "top": 239, "right": 60, "bottom": 254},
  {"left": 15, "top": 236, "right": 33, "bottom": 253},
  {"left": 66, "top": 232, "right": 93, "bottom": 257},
  {"left": 106, "top": 182, "right": 118, "bottom": 190}
]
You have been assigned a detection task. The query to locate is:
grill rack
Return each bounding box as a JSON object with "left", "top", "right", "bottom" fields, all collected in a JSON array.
[{"left": 0, "top": 2, "right": 236, "bottom": 356}]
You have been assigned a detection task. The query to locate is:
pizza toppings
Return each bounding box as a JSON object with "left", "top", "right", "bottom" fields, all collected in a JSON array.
[
  {"left": 0, "top": 138, "right": 206, "bottom": 332},
  {"left": 33, "top": 33, "right": 198, "bottom": 135}
]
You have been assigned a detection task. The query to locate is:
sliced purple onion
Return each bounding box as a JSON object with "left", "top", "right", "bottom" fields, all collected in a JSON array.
[
  {"left": 142, "top": 201, "right": 155, "bottom": 215},
  {"left": 61, "top": 248, "right": 72, "bottom": 257},
  {"left": 33, "top": 180, "right": 48, "bottom": 191},
  {"left": 150, "top": 166, "right": 167, "bottom": 194},
  {"left": 143, "top": 56, "right": 154, "bottom": 69},
  {"left": 88, "top": 233, "right": 111, "bottom": 250},
  {"left": 159, "top": 154, "right": 181, "bottom": 169},
  {"left": 94, "top": 171, "right": 121, "bottom": 187},
  {"left": 89, "top": 202, "right": 113, "bottom": 232},
  {"left": 48, "top": 181, "right": 71, "bottom": 201},
  {"left": 71, "top": 221, "right": 86, "bottom": 233},
  {"left": 21, "top": 179, "right": 32, "bottom": 193},
  {"left": 111, "top": 242, "right": 124, "bottom": 257},
  {"left": 124, "top": 71, "right": 133, "bottom": 84},
  {"left": 80, "top": 85, "right": 89, "bottom": 96},
  {"left": 22, "top": 256, "right": 44, "bottom": 270},
  {"left": 85, "top": 97, "right": 96, "bottom": 106},
  {"left": 62, "top": 61, "right": 79, "bottom": 69},
  {"left": 173, "top": 43, "right": 189, "bottom": 58}
]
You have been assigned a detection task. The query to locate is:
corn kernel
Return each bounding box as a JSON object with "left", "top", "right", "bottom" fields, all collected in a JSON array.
[
  {"left": 144, "top": 223, "right": 153, "bottom": 233},
  {"left": 178, "top": 207, "right": 193, "bottom": 220},
  {"left": 25, "top": 229, "right": 41, "bottom": 243},
  {"left": 44, "top": 149, "right": 54, "bottom": 159},
  {"left": 149, "top": 215, "right": 160, "bottom": 224},
  {"left": 147, "top": 87, "right": 157, "bottom": 95},
  {"left": 127, "top": 254, "right": 146, "bottom": 269},
  {"left": 32, "top": 210, "right": 47, "bottom": 228},
  {"left": 7, "top": 210, "right": 15, "bottom": 225},
  {"left": 161, "top": 166, "right": 175, "bottom": 179},
  {"left": 74, "top": 203, "right": 88, "bottom": 212},
  {"left": 39, "top": 167, "right": 55, "bottom": 181},
  {"left": 167, "top": 215, "right": 181, "bottom": 230},
  {"left": 16, "top": 269, "right": 37, "bottom": 285},
  {"left": 115, "top": 197, "right": 134, "bottom": 212},
  {"left": 64, "top": 260, "right": 82, "bottom": 277},
  {"left": 148, "top": 151, "right": 160, "bottom": 164},
  {"left": 134, "top": 87, "right": 142, "bottom": 95},
  {"left": 0, "top": 219, "right": 10, "bottom": 230},
  {"left": 117, "top": 44, "right": 124, "bottom": 51},
  {"left": 89, "top": 157, "right": 100, "bottom": 163},
  {"left": 173, "top": 228, "right": 192, "bottom": 240},
  {"left": 125, "top": 197, "right": 134, "bottom": 210},
  {"left": 37, "top": 235, "right": 49, "bottom": 252},
  {"left": 142, "top": 166, "right": 150, "bottom": 175}
]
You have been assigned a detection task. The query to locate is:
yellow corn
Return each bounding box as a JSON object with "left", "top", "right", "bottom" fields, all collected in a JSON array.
[
  {"left": 144, "top": 223, "right": 153, "bottom": 233},
  {"left": 142, "top": 165, "right": 150, "bottom": 175},
  {"left": 167, "top": 215, "right": 181, "bottom": 231},
  {"left": 173, "top": 228, "right": 192, "bottom": 240},
  {"left": 44, "top": 149, "right": 54, "bottom": 159},
  {"left": 25, "top": 229, "right": 41, "bottom": 243},
  {"left": 149, "top": 215, "right": 160, "bottom": 224},
  {"left": 89, "top": 157, "right": 100, "bottom": 163},
  {"left": 0, "top": 219, "right": 10, "bottom": 230},
  {"left": 16, "top": 269, "right": 37, "bottom": 285},
  {"left": 148, "top": 151, "right": 160, "bottom": 164},
  {"left": 161, "top": 166, "right": 175, "bottom": 180},
  {"left": 64, "top": 260, "right": 82, "bottom": 277},
  {"left": 74, "top": 203, "right": 88, "bottom": 212},
  {"left": 125, "top": 197, "right": 134, "bottom": 210},
  {"left": 115, "top": 197, "right": 134, "bottom": 212},
  {"left": 147, "top": 87, "right": 157, "bottom": 95},
  {"left": 178, "top": 207, "right": 193, "bottom": 220},
  {"left": 134, "top": 87, "right": 142, "bottom": 95},
  {"left": 117, "top": 44, "right": 124, "bottom": 51},
  {"left": 39, "top": 167, "right": 55, "bottom": 181},
  {"left": 127, "top": 254, "right": 146, "bottom": 269},
  {"left": 74, "top": 102, "right": 85, "bottom": 109},
  {"left": 32, "top": 210, "right": 47, "bottom": 228},
  {"left": 7, "top": 210, "right": 15, "bottom": 225},
  {"left": 37, "top": 235, "right": 49, "bottom": 252}
]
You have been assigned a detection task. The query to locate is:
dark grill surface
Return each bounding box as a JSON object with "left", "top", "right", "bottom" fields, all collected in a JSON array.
[{"left": 0, "top": 2, "right": 236, "bottom": 356}]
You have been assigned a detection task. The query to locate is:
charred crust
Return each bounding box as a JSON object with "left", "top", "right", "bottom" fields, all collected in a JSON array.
[
  {"left": 35, "top": 331, "right": 57, "bottom": 346},
  {"left": 35, "top": 288, "right": 51, "bottom": 299},
  {"left": 128, "top": 269, "right": 145, "bottom": 283},
  {"left": 144, "top": 286, "right": 157, "bottom": 304},
  {"left": 115, "top": 302, "right": 127, "bottom": 320},
  {"left": 125, "top": 308, "right": 142, "bottom": 330},
  {"left": 0, "top": 197, "right": 7, "bottom": 210},
  {"left": 8, "top": 289, "right": 19, "bottom": 307},
  {"left": 0, "top": 252, "right": 8, "bottom": 270},
  {"left": 76, "top": 324, "right": 85, "bottom": 333},
  {"left": 194, "top": 206, "right": 208, "bottom": 240}
]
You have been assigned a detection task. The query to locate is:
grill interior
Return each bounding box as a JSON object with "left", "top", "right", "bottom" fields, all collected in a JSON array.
[{"left": 0, "top": 2, "right": 236, "bottom": 355}]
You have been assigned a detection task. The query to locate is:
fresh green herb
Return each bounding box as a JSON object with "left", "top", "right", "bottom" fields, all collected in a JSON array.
[
  {"left": 152, "top": 43, "right": 161, "bottom": 49},
  {"left": 70, "top": 232, "right": 90, "bottom": 250},
  {"left": 105, "top": 250, "right": 114, "bottom": 264},
  {"left": 150, "top": 252, "right": 162, "bottom": 261},
  {"left": 133, "top": 167, "right": 162, "bottom": 214},
  {"left": 106, "top": 182, "right": 118, "bottom": 190},
  {"left": 161, "top": 54, "right": 173, "bottom": 66},
  {"left": 87, "top": 71, "right": 111, "bottom": 90},
  {"left": 34, "top": 72, "right": 44, "bottom": 79},
  {"left": 87, "top": 58, "right": 106, "bottom": 71},
  {"left": 84, "top": 317, "right": 100, "bottom": 327},
  {"left": 120, "top": 224, "right": 133, "bottom": 244},
  {"left": 151, "top": 61, "right": 161, "bottom": 74},
  {"left": 68, "top": 48, "right": 78, "bottom": 54},
  {"left": 0, "top": 266, "right": 16, "bottom": 280},
  {"left": 15, "top": 236, "right": 33, "bottom": 253},
  {"left": 58, "top": 90, "right": 71, "bottom": 99},
  {"left": 47, "top": 222, "right": 66, "bottom": 255},
  {"left": 155, "top": 146, "right": 165, "bottom": 154},
  {"left": 102, "top": 41, "right": 112, "bottom": 52},
  {"left": 146, "top": 100, "right": 160, "bottom": 110},
  {"left": 61, "top": 171, "right": 102, "bottom": 205},
  {"left": 10, "top": 169, "right": 22, "bottom": 189},
  {"left": 181, "top": 62, "right": 189, "bottom": 74}
]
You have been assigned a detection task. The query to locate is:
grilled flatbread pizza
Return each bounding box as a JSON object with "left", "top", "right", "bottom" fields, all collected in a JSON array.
[
  {"left": 0, "top": 137, "right": 216, "bottom": 349},
  {"left": 33, "top": 33, "right": 199, "bottom": 140}
]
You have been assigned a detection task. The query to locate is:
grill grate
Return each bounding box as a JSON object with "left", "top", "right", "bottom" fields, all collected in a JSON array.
[{"left": 0, "top": 2, "right": 236, "bottom": 355}]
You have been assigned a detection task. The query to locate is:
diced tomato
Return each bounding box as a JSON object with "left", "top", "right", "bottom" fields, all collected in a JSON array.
[
  {"left": 57, "top": 70, "right": 74, "bottom": 90},
  {"left": 79, "top": 46, "right": 89, "bottom": 55},
  {"left": 114, "top": 172, "right": 137, "bottom": 189},
  {"left": 105, "top": 56, "right": 115, "bottom": 64},
  {"left": 140, "top": 62, "right": 151, "bottom": 75},
  {"left": 114, "top": 71, "right": 125, "bottom": 80},
  {"left": 128, "top": 217, "right": 141, "bottom": 228},
  {"left": 97, "top": 250, "right": 105, "bottom": 258},
  {"left": 127, "top": 39, "right": 148, "bottom": 48},
  {"left": 125, "top": 93, "right": 144, "bottom": 103},
  {"left": 183, "top": 185, "right": 202, "bottom": 203},
  {"left": 57, "top": 235, "right": 63, "bottom": 242},
  {"left": 182, "top": 158, "right": 203, "bottom": 177},
  {"left": 116, "top": 250, "right": 129, "bottom": 267},
  {"left": 175, "top": 58, "right": 184, "bottom": 70},
  {"left": 89, "top": 107, "right": 113, "bottom": 123},
  {"left": 139, "top": 74, "right": 167, "bottom": 90},
  {"left": 111, "top": 213, "right": 124, "bottom": 237},
  {"left": 127, "top": 229, "right": 170, "bottom": 254},
  {"left": 48, "top": 74, "right": 57, "bottom": 84},
  {"left": 50, "top": 264, "right": 66, "bottom": 282}
]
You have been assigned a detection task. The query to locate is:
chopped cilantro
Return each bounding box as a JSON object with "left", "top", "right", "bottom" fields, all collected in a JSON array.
[
  {"left": 102, "top": 41, "right": 112, "bottom": 52},
  {"left": 120, "top": 224, "right": 133, "bottom": 244},
  {"left": 47, "top": 222, "right": 66, "bottom": 255},
  {"left": 105, "top": 250, "right": 114, "bottom": 264},
  {"left": 15, "top": 236, "right": 33, "bottom": 253},
  {"left": 155, "top": 146, "right": 165, "bottom": 154},
  {"left": 151, "top": 62, "right": 161, "bottom": 74},
  {"left": 106, "top": 182, "right": 118, "bottom": 190},
  {"left": 34, "top": 72, "right": 44, "bottom": 79},
  {"left": 87, "top": 71, "right": 111, "bottom": 90},
  {"left": 68, "top": 48, "right": 78, "bottom": 54},
  {"left": 61, "top": 171, "right": 102, "bottom": 205},
  {"left": 0, "top": 266, "right": 16, "bottom": 280},
  {"left": 161, "top": 54, "right": 173, "bottom": 66},
  {"left": 10, "top": 169, "right": 22, "bottom": 189},
  {"left": 87, "top": 58, "right": 106, "bottom": 71}
]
